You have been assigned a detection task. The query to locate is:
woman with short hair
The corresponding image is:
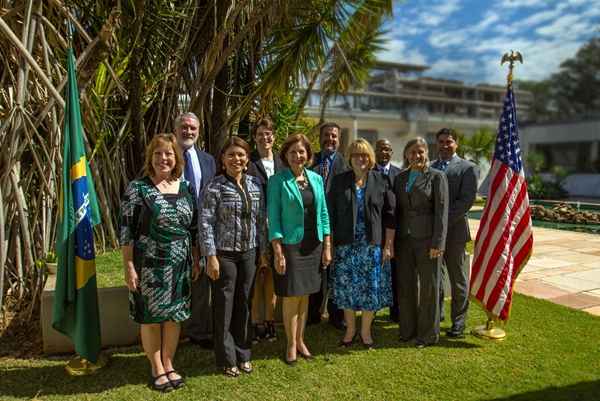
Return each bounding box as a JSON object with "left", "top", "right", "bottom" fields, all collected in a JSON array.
[
  {"left": 267, "top": 133, "right": 332, "bottom": 365},
  {"left": 328, "top": 138, "right": 395, "bottom": 349},
  {"left": 247, "top": 118, "right": 283, "bottom": 343},
  {"left": 120, "top": 133, "right": 200, "bottom": 392}
]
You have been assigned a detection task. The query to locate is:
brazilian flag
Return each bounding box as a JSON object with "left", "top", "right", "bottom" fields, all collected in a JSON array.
[{"left": 52, "top": 47, "right": 102, "bottom": 363}]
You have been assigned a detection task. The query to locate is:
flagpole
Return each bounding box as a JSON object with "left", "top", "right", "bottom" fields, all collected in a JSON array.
[
  {"left": 471, "top": 50, "right": 523, "bottom": 341},
  {"left": 61, "top": 15, "right": 108, "bottom": 376}
]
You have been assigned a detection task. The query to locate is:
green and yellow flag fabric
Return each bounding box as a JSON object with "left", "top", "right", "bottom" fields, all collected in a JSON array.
[{"left": 52, "top": 47, "right": 102, "bottom": 363}]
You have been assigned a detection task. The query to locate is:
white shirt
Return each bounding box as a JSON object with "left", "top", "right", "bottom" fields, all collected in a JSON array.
[
  {"left": 261, "top": 159, "right": 275, "bottom": 178},
  {"left": 185, "top": 147, "right": 202, "bottom": 198},
  {"left": 376, "top": 162, "right": 391, "bottom": 175}
]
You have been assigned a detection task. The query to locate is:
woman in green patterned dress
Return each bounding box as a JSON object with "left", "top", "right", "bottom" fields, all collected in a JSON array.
[{"left": 120, "top": 134, "right": 200, "bottom": 392}]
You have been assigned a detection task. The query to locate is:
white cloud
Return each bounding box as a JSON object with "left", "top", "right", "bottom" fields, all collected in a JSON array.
[
  {"left": 519, "top": 7, "right": 564, "bottom": 27},
  {"left": 478, "top": 40, "right": 584, "bottom": 84},
  {"left": 377, "top": 38, "right": 428, "bottom": 65},
  {"left": 427, "top": 58, "right": 477, "bottom": 80},
  {"left": 536, "top": 14, "right": 592, "bottom": 39},
  {"left": 416, "top": 0, "right": 463, "bottom": 27},
  {"left": 472, "top": 11, "right": 500, "bottom": 32},
  {"left": 428, "top": 29, "right": 470, "bottom": 48},
  {"left": 499, "top": 0, "right": 547, "bottom": 8}
]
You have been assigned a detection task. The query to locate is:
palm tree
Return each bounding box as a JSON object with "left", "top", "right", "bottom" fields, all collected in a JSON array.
[{"left": 0, "top": 0, "right": 392, "bottom": 320}]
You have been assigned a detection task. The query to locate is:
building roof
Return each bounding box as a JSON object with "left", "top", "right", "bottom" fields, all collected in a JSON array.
[{"left": 374, "top": 60, "right": 429, "bottom": 72}]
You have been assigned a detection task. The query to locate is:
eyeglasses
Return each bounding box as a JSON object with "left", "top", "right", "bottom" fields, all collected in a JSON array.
[{"left": 351, "top": 153, "right": 369, "bottom": 159}]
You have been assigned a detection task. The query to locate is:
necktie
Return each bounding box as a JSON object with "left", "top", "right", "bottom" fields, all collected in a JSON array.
[
  {"left": 322, "top": 157, "right": 330, "bottom": 182},
  {"left": 183, "top": 150, "right": 197, "bottom": 197}
]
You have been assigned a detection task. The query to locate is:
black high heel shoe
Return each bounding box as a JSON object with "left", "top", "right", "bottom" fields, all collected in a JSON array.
[
  {"left": 338, "top": 333, "right": 357, "bottom": 348},
  {"left": 359, "top": 334, "right": 375, "bottom": 350},
  {"left": 296, "top": 348, "right": 314, "bottom": 360}
]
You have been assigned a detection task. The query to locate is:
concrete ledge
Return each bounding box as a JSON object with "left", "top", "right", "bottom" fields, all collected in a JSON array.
[{"left": 40, "top": 276, "right": 139, "bottom": 355}]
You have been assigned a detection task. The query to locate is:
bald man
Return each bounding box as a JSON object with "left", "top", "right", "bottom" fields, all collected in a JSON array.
[{"left": 375, "top": 139, "right": 402, "bottom": 322}]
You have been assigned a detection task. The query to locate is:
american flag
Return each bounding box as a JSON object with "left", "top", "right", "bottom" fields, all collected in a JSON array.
[{"left": 469, "top": 87, "right": 533, "bottom": 321}]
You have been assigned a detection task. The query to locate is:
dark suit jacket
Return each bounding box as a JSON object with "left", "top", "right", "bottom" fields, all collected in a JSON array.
[
  {"left": 432, "top": 156, "right": 478, "bottom": 243},
  {"left": 312, "top": 150, "right": 349, "bottom": 193},
  {"left": 192, "top": 146, "right": 216, "bottom": 193},
  {"left": 246, "top": 151, "right": 284, "bottom": 197},
  {"left": 393, "top": 167, "right": 449, "bottom": 250},
  {"left": 328, "top": 170, "right": 395, "bottom": 247}
]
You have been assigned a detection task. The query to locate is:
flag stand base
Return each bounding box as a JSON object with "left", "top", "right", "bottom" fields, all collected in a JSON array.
[
  {"left": 471, "top": 318, "right": 506, "bottom": 340},
  {"left": 65, "top": 352, "right": 109, "bottom": 376}
]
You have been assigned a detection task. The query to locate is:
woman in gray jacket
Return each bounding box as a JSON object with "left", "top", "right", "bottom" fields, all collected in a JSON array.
[{"left": 393, "top": 137, "right": 448, "bottom": 348}]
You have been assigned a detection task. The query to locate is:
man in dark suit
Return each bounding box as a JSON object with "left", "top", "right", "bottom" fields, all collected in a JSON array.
[
  {"left": 431, "top": 128, "right": 478, "bottom": 338},
  {"left": 175, "top": 112, "right": 217, "bottom": 349},
  {"left": 309, "top": 122, "right": 349, "bottom": 329},
  {"left": 375, "top": 139, "right": 402, "bottom": 322}
]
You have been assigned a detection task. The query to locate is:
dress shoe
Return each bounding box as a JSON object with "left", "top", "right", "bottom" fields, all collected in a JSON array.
[
  {"left": 165, "top": 370, "right": 185, "bottom": 389},
  {"left": 296, "top": 348, "right": 314, "bottom": 360},
  {"left": 149, "top": 374, "right": 174, "bottom": 392},
  {"left": 284, "top": 355, "right": 297, "bottom": 366},
  {"left": 446, "top": 329, "right": 465, "bottom": 339},
  {"left": 415, "top": 340, "right": 438, "bottom": 349}
]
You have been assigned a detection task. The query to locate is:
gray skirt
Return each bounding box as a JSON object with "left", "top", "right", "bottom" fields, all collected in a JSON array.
[{"left": 274, "top": 239, "right": 322, "bottom": 297}]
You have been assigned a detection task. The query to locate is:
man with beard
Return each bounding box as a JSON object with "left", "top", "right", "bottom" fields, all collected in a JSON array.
[
  {"left": 375, "top": 139, "right": 402, "bottom": 322},
  {"left": 176, "top": 112, "right": 217, "bottom": 349},
  {"left": 430, "top": 128, "right": 478, "bottom": 339},
  {"left": 309, "top": 122, "right": 349, "bottom": 330}
]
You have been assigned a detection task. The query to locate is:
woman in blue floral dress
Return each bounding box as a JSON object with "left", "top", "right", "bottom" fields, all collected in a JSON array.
[{"left": 328, "top": 139, "right": 395, "bottom": 349}]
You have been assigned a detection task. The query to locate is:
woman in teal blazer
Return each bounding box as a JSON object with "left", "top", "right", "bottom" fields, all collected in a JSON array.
[{"left": 267, "top": 133, "right": 331, "bottom": 365}]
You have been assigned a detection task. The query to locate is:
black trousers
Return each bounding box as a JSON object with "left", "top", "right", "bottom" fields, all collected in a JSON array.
[
  {"left": 390, "top": 258, "right": 399, "bottom": 321},
  {"left": 184, "top": 258, "right": 213, "bottom": 341},
  {"left": 212, "top": 249, "right": 257, "bottom": 368},
  {"left": 396, "top": 238, "right": 441, "bottom": 345},
  {"left": 308, "top": 266, "right": 344, "bottom": 324}
]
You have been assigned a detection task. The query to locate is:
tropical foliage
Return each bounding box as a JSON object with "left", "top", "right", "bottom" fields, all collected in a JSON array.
[
  {"left": 456, "top": 128, "right": 496, "bottom": 164},
  {"left": 0, "top": 0, "right": 392, "bottom": 321},
  {"left": 515, "top": 36, "right": 600, "bottom": 121}
]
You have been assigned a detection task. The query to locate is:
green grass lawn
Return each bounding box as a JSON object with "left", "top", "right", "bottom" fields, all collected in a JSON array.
[
  {"left": 95, "top": 250, "right": 123, "bottom": 288},
  {"left": 1, "top": 293, "right": 599, "bottom": 401}
]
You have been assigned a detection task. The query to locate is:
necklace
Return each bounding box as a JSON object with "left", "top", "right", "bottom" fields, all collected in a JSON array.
[{"left": 296, "top": 175, "right": 308, "bottom": 190}]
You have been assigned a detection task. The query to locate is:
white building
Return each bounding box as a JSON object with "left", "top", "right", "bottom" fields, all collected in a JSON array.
[
  {"left": 304, "top": 61, "right": 532, "bottom": 165},
  {"left": 520, "top": 118, "right": 600, "bottom": 198}
]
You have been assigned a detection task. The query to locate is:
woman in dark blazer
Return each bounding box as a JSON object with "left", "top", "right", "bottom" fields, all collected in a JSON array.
[
  {"left": 393, "top": 137, "right": 448, "bottom": 348},
  {"left": 246, "top": 118, "right": 284, "bottom": 343},
  {"left": 329, "top": 139, "right": 395, "bottom": 349},
  {"left": 267, "top": 133, "right": 332, "bottom": 365}
]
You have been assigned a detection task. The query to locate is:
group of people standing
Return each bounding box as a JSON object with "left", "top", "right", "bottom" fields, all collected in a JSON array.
[{"left": 119, "top": 113, "right": 478, "bottom": 392}]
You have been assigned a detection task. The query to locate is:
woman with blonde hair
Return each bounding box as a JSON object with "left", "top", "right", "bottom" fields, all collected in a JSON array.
[
  {"left": 120, "top": 133, "right": 200, "bottom": 392},
  {"left": 328, "top": 138, "right": 395, "bottom": 349},
  {"left": 393, "top": 137, "right": 448, "bottom": 348}
]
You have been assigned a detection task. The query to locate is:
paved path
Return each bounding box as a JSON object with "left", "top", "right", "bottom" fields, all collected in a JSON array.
[{"left": 468, "top": 219, "right": 600, "bottom": 316}]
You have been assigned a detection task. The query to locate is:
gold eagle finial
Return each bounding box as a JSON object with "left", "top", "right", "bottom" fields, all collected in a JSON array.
[{"left": 501, "top": 51, "right": 523, "bottom": 87}]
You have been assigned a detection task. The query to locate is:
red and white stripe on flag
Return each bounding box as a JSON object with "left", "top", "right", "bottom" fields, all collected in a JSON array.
[{"left": 469, "top": 88, "right": 533, "bottom": 321}]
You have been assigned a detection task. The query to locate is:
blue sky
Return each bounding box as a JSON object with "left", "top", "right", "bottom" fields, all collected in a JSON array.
[{"left": 377, "top": 0, "right": 600, "bottom": 85}]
